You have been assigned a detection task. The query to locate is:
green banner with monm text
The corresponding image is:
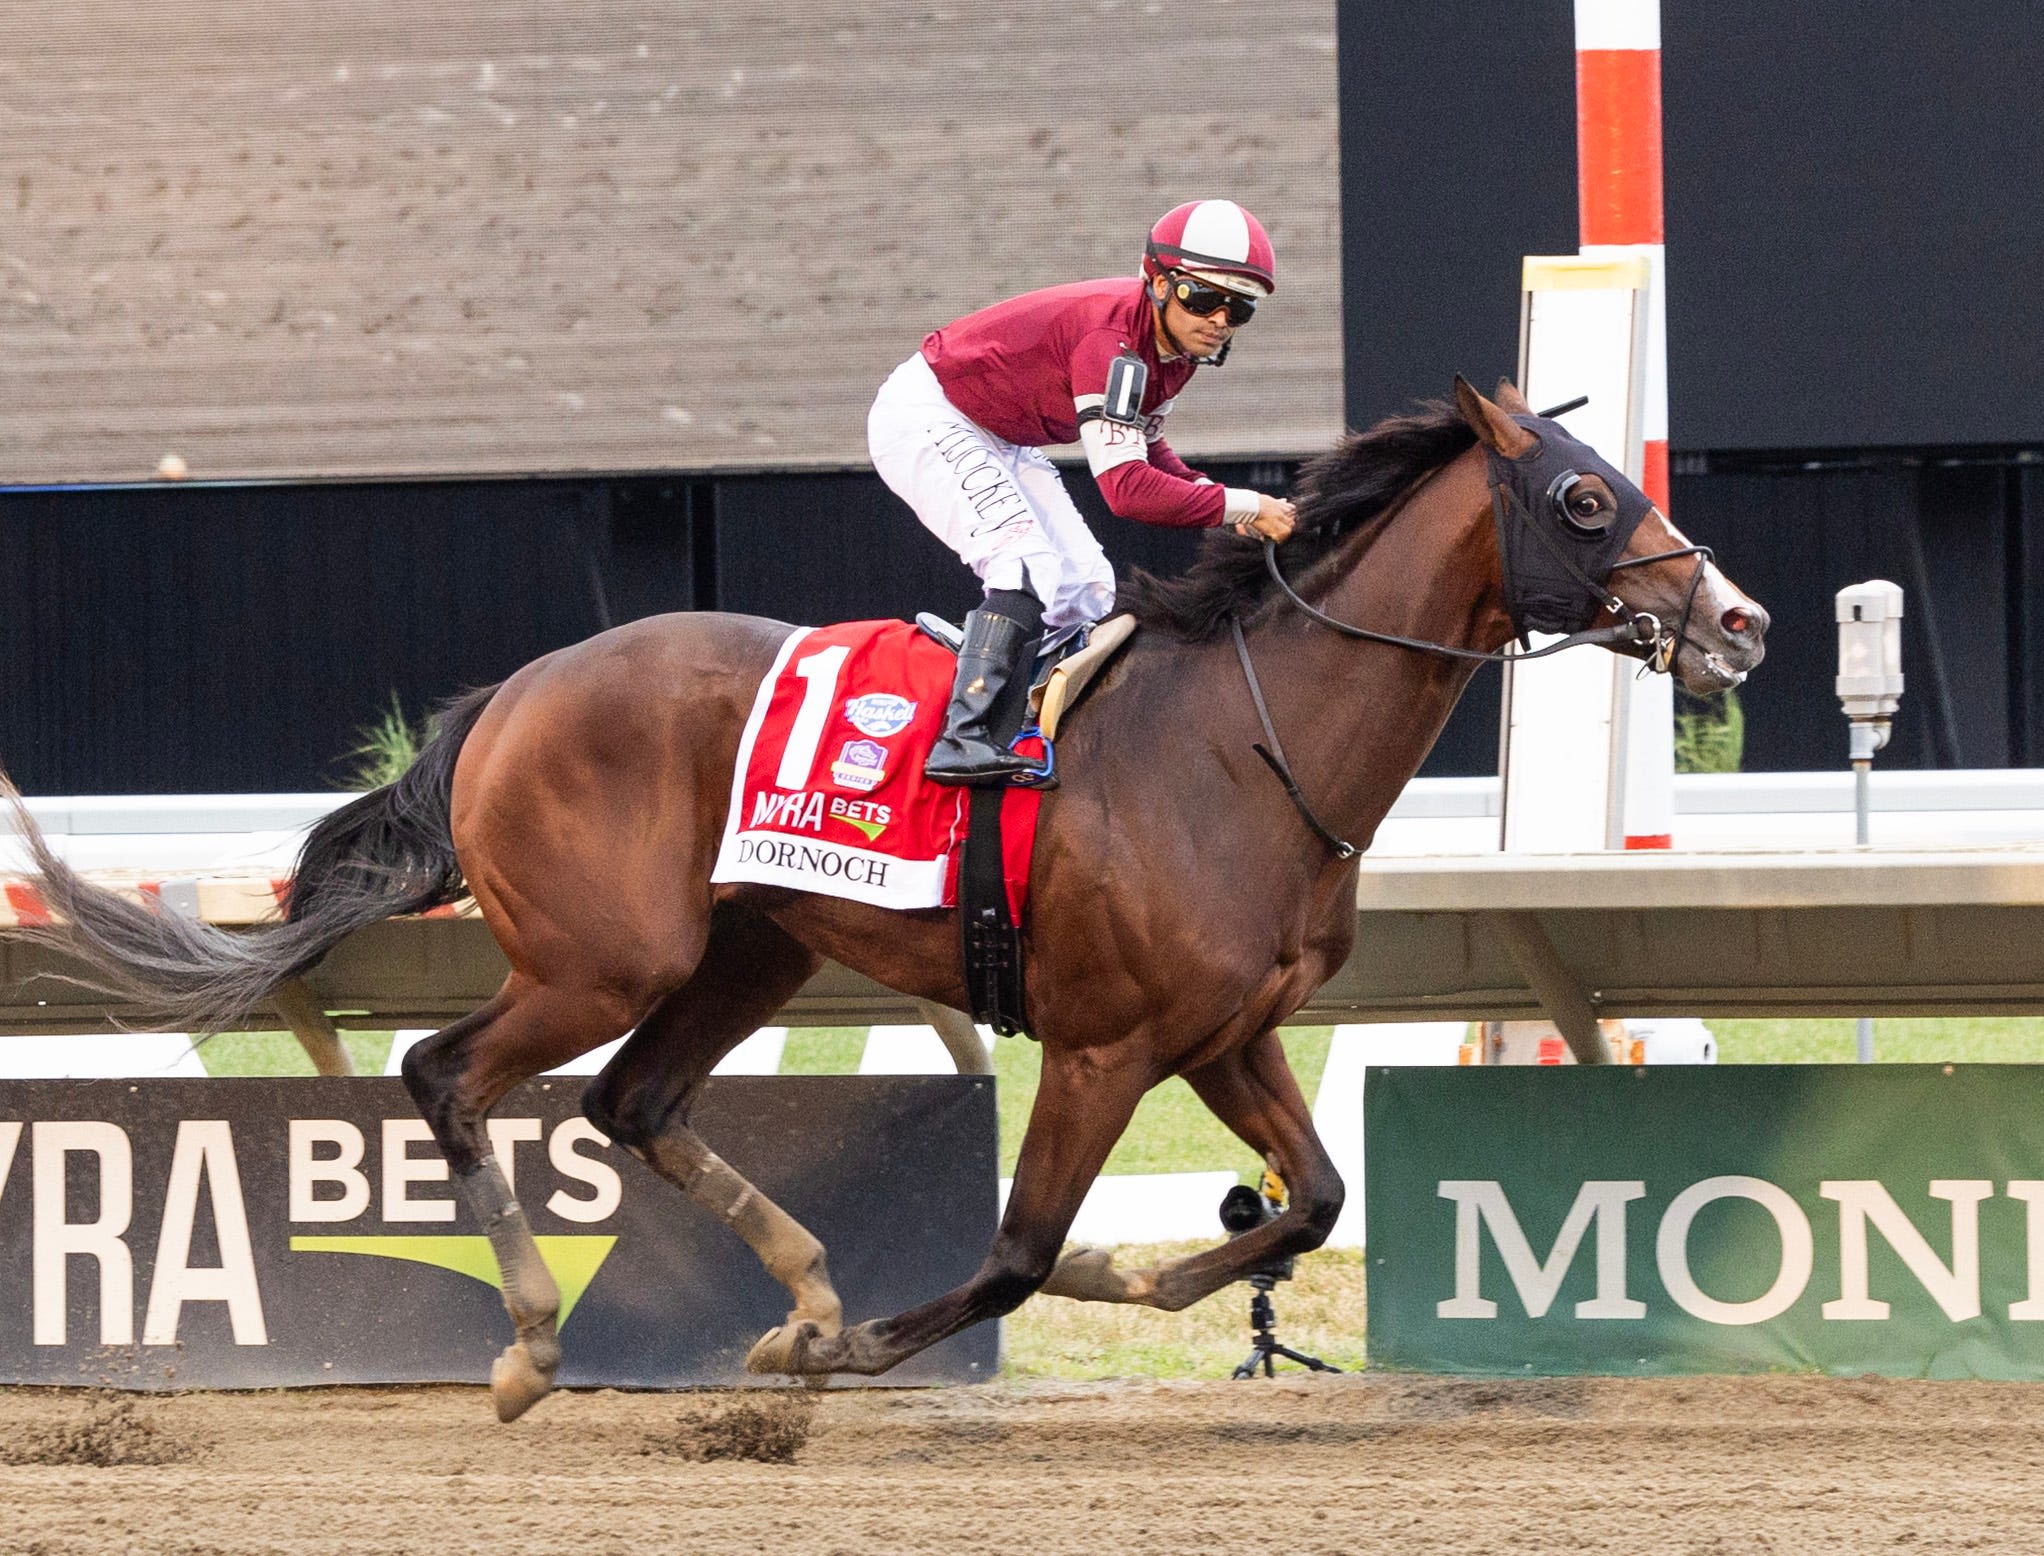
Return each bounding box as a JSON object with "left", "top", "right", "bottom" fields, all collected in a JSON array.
[{"left": 1366, "top": 1065, "right": 2044, "bottom": 1379}]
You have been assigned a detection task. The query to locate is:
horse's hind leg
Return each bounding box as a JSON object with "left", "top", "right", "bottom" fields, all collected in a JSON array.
[
  {"left": 401, "top": 977, "right": 643, "bottom": 1422},
  {"left": 1038, "top": 1025, "right": 1345, "bottom": 1311},
  {"left": 749, "top": 1041, "right": 1156, "bottom": 1377},
  {"left": 579, "top": 905, "right": 843, "bottom": 1350}
]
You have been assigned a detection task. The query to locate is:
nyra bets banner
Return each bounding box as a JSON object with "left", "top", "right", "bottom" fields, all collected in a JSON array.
[
  {"left": 1365, "top": 1065, "right": 2044, "bottom": 1381},
  {"left": 0, "top": 1076, "right": 997, "bottom": 1389}
]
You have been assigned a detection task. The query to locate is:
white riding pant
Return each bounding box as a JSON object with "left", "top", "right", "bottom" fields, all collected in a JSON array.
[{"left": 868, "top": 352, "right": 1115, "bottom": 631}]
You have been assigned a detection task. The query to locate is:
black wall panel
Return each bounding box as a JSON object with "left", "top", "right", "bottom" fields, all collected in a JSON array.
[
  {"left": 1670, "top": 456, "right": 2025, "bottom": 772},
  {"left": 12, "top": 453, "right": 2043, "bottom": 790},
  {"left": 0, "top": 480, "right": 688, "bottom": 794},
  {"left": 1664, "top": 5, "right": 2044, "bottom": 449},
  {"left": 1339, "top": 1, "right": 2044, "bottom": 450},
  {"left": 0, "top": 463, "right": 1254, "bottom": 793},
  {"left": 711, "top": 463, "right": 1259, "bottom": 628},
  {"left": 712, "top": 473, "right": 982, "bottom": 629},
  {"left": 1337, "top": 2, "right": 1577, "bottom": 431},
  {"left": 2017, "top": 464, "right": 2044, "bottom": 766},
  {"left": 9, "top": 454, "right": 2044, "bottom": 789}
]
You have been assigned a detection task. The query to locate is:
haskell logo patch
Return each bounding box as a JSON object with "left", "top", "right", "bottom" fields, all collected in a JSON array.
[
  {"left": 843, "top": 692, "right": 917, "bottom": 738},
  {"left": 831, "top": 739, "right": 888, "bottom": 793}
]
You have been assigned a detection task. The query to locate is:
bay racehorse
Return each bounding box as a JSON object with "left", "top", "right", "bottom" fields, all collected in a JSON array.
[{"left": 3, "top": 378, "right": 1767, "bottom": 1420}]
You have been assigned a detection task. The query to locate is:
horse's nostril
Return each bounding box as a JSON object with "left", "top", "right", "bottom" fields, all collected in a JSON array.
[{"left": 1723, "top": 607, "right": 1751, "bottom": 635}]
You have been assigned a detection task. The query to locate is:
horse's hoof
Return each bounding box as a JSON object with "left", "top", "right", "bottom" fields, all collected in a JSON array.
[
  {"left": 791, "top": 1299, "right": 843, "bottom": 1340},
  {"left": 746, "top": 1319, "right": 823, "bottom": 1376},
  {"left": 490, "top": 1342, "right": 556, "bottom": 1423}
]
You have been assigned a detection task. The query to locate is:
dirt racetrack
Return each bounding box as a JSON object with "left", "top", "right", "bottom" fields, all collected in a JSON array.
[{"left": 5, "top": 1373, "right": 2044, "bottom": 1555}]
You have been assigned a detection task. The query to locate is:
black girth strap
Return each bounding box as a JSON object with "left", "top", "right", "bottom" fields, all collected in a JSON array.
[
  {"left": 956, "top": 618, "right": 1041, "bottom": 1038},
  {"left": 1231, "top": 616, "right": 1358, "bottom": 860},
  {"left": 959, "top": 787, "right": 1029, "bottom": 1036}
]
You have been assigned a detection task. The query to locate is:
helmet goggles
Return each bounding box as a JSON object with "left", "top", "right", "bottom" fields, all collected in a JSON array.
[{"left": 1167, "top": 272, "right": 1258, "bottom": 326}]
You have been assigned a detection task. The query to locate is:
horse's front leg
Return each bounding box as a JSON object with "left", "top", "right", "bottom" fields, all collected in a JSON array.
[
  {"left": 1039, "top": 1025, "right": 1344, "bottom": 1311},
  {"left": 747, "top": 1043, "right": 1154, "bottom": 1377}
]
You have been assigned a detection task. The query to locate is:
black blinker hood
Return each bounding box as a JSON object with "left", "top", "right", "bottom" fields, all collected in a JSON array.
[{"left": 1488, "top": 413, "right": 1655, "bottom": 639}]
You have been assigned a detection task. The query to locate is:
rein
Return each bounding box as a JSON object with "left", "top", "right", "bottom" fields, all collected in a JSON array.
[
  {"left": 1259, "top": 537, "right": 1659, "bottom": 665},
  {"left": 1231, "top": 617, "right": 1359, "bottom": 859},
  {"left": 1236, "top": 436, "right": 1718, "bottom": 858}
]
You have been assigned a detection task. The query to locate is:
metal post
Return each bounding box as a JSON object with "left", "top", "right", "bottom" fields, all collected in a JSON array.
[
  {"left": 1855, "top": 733, "right": 1875, "bottom": 1063},
  {"left": 1838, "top": 581, "right": 1904, "bottom": 1066},
  {"left": 1855, "top": 735, "right": 1873, "bottom": 1062}
]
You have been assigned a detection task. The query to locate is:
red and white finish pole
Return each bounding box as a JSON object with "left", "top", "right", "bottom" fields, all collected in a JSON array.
[{"left": 1575, "top": 0, "right": 1674, "bottom": 848}]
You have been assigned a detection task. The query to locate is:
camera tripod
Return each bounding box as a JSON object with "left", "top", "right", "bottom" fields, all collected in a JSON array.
[{"left": 1230, "top": 1271, "right": 1341, "bottom": 1380}]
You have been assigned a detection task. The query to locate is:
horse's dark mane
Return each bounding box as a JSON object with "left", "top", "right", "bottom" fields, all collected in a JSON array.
[{"left": 1119, "top": 400, "right": 1478, "bottom": 642}]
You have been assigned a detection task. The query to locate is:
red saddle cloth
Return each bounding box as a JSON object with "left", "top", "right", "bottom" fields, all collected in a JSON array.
[{"left": 710, "top": 620, "right": 1042, "bottom": 919}]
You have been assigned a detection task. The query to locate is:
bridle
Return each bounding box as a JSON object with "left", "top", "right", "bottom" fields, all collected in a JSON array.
[
  {"left": 1261, "top": 424, "right": 1715, "bottom": 671},
  {"left": 1232, "top": 411, "right": 1716, "bottom": 857}
]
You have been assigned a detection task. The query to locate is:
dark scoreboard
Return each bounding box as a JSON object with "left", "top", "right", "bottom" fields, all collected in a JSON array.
[{"left": 1337, "top": 1, "right": 2044, "bottom": 451}]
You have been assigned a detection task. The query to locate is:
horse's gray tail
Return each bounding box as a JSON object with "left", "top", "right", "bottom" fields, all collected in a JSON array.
[{"left": 1, "top": 684, "right": 498, "bottom": 1034}]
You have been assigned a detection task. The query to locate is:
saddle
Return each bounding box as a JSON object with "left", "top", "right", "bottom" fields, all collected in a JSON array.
[
  {"left": 912, "top": 611, "right": 1137, "bottom": 1037},
  {"left": 913, "top": 610, "right": 1137, "bottom": 747}
]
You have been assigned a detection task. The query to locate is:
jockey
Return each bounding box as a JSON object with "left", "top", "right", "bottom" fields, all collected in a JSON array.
[{"left": 869, "top": 198, "right": 1299, "bottom": 786}]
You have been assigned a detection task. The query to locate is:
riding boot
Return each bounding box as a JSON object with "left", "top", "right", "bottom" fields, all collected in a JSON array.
[{"left": 925, "top": 597, "right": 1043, "bottom": 786}]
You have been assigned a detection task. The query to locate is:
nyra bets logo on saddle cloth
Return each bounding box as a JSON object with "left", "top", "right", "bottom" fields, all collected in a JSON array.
[{"left": 843, "top": 692, "right": 917, "bottom": 737}]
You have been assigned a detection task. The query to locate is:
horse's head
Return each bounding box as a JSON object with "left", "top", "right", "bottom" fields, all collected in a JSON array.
[{"left": 1454, "top": 377, "right": 1768, "bottom": 695}]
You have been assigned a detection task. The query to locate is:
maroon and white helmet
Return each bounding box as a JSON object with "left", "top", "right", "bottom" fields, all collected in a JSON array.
[{"left": 1143, "top": 200, "right": 1277, "bottom": 298}]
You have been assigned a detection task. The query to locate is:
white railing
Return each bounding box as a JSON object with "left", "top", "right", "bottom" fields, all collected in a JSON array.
[{"left": 16, "top": 770, "right": 2044, "bottom": 875}]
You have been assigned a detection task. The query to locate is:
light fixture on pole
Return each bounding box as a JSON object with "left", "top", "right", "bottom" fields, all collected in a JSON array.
[{"left": 1835, "top": 580, "right": 1904, "bottom": 1064}]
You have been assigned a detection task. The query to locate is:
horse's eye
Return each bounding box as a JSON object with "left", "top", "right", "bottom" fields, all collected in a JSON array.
[{"left": 1572, "top": 491, "right": 1601, "bottom": 519}]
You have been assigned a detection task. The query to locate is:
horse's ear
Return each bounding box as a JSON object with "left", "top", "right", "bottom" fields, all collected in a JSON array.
[
  {"left": 1454, "top": 374, "right": 1538, "bottom": 458},
  {"left": 1493, "top": 378, "right": 1534, "bottom": 416}
]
